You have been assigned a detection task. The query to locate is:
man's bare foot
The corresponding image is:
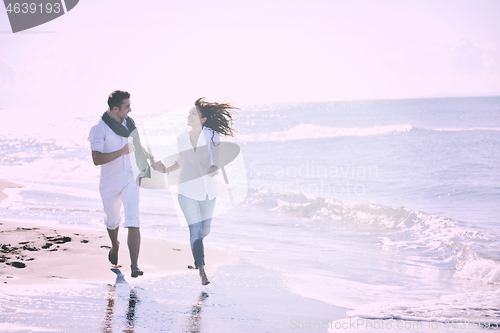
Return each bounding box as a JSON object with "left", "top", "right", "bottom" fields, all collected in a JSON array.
[{"left": 108, "top": 242, "right": 119, "bottom": 265}]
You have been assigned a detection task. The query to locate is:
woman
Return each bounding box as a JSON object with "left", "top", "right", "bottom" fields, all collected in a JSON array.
[{"left": 157, "top": 98, "right": 237, "bottom": 285}]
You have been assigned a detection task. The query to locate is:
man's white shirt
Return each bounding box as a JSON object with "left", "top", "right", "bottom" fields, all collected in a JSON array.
[{"left": 88, "top": 119, "right": 134, "bottom": 189}]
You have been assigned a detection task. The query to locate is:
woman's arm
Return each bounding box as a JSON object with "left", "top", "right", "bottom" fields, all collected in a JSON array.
[
  {"left": 206, "top": 129, "right": 220, "bottom": 176},
  {"left": 152, "top": 133, "right": 186, "bottom": 173},
  {"left": 164, "top": 161, "right": 180, "bottom": 174},
  {"left": 152, "top": 160, "right": 180, "bottom": 174}
]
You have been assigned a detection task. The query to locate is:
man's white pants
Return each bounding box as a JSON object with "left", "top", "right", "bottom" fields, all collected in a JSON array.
[{"left": 99, "top": 181, "right": 140, "bottom": 230}]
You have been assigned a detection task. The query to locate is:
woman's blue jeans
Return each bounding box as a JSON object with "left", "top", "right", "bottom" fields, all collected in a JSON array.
[{"left": 178, "top": 194, "right": 216, "bottom": 268}]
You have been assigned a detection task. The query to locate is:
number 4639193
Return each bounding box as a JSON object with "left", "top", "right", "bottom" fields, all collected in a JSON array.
[{"left": 6, "top": 2, "right": 61, "bottom": 14}]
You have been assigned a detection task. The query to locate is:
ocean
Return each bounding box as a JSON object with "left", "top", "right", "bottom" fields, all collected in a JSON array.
[{"left": 1, "top": 96, "right": 499, "bottom": 331}]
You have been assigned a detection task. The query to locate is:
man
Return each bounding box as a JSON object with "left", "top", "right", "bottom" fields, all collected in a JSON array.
[{"left": 88, "top": 90, "right": 153, "bottom": 278}]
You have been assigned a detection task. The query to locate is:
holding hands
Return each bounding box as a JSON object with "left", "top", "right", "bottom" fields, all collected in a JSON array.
[
  {"left": 151, "top": 160, "right": 166, "bottom": 173},
  {"left": 207, "top": 165, "right": 219, "bottom": 177},
  {"left": 150, "top": 160, "right": 217, "bottom": 178}
]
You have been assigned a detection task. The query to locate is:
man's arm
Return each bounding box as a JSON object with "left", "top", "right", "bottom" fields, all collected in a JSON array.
[
  {"left": 91, "top": 143, "right": 135, "bottom": 166},
  {"left": 144, "top": 149, "right": 155, "bottom": 162}
]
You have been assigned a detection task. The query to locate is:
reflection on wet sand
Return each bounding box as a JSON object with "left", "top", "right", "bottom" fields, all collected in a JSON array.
[
  {"left": 101, "top": 269, "right": 209, "bottom": 332},
  {"left": 124, "top": 289, "right": 138, "bottom": 333},
  {"left": 102, "top": 268, "right": 139, "bottom": 333},
  {"left": 187, "top": 291, "right": 209, "bottom": 333},
  {"left": 102, "top": 284, "right": 114, "bottom": 333}
]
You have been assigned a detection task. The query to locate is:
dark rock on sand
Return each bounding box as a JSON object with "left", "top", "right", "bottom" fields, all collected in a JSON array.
[
  {"left": 1, "top": 244, "right": 19, "bottom": 254},
  {"left": 7, "top": 261, "right": 26, "bottom": 268},
  {"left": 22, "top": 244, "right": 39, "bottom": 251},
  {"left": 46, "top": 236, "right": 71, "bottom": 244}
]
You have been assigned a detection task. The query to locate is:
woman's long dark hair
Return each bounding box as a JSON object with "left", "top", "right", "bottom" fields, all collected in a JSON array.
[{"left": 195, "top": 97, "right": 238, "bottom": 140}]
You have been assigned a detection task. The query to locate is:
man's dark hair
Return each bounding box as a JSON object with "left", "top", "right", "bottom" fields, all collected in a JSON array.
[{"left": 107, "top": 90, "right": 130, "bottom": 110}]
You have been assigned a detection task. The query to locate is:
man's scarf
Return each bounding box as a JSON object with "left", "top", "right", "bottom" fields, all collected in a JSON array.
[{"left": 101, "top": 112, "right": 151, "bottom": 185}]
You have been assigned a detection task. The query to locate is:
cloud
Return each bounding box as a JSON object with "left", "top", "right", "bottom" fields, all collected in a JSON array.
[
  {"left": 452, "top": 36, "right": 484, "bottom": 74},
  {"left": 0, "top": 59, "right": 15, "bottom": 88},
  {"left": 0, "top": 59, "right": 18, "bottom": 108},
  {"left": 482, "top": 43, "right": 500, "bottom": 77}
]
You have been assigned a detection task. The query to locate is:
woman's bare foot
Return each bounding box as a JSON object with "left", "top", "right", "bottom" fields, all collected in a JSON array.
[
  {"left": 131, "top": 265, "right": 144, "bottom": 278},
  {"left": 198, "top": 265, "right": 210, "bottom": 285}
]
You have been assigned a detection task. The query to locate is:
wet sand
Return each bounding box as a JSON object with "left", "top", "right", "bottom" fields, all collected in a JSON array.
[
  {"left": 0, "top": 180, "right": 349, "bottom": 332},
  {"left": 0, "top": 220, "right": 236, "bottom": 285},
  {"left": 0, "top": 179, "right": 236, "bottom": 285},
  {"left": 0, "top": 179, "right": 23, "bottom": 204}
]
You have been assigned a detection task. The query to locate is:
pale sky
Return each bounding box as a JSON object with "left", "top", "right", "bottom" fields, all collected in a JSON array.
[{"left": 0, "top": 0, "right": 499, "bottom": 115}]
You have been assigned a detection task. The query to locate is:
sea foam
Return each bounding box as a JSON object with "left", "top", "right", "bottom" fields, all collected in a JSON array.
[{"left": 239, "top": 124, "right": 413, "bottom": 142}]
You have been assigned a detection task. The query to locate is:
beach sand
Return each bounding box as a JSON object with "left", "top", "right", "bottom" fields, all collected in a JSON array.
[
  {"left": 328, "top": 318, "right": 489, "bottom": 333},
  {"left": 0, "top": 178, "right": 236, "bottom": 286},
  {"left": 0, "top": 181, "right": 349, "bottom": 332},
  {"left": 0, "top": 220, "right": 236, "bottom": 286}
]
